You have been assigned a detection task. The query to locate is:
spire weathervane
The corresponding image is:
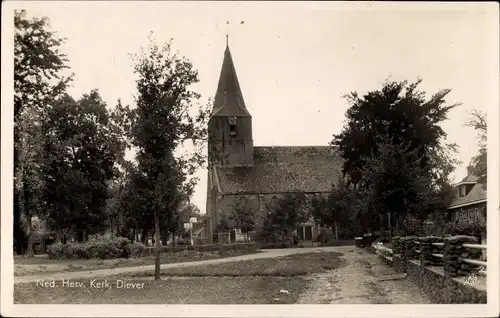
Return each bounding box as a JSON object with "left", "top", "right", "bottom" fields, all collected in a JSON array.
[{"left": 226, "top": 33, "right": 229, "bottom": 47}]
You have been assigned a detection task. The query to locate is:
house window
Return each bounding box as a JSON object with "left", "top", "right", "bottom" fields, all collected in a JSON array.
[{"left": 459, "top": 186, "right": 466, "bottom": 197}]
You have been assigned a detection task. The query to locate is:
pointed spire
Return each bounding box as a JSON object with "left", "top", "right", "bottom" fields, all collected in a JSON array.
[{"left": 212, "top": 38, "right": 251, "bottom": 117}]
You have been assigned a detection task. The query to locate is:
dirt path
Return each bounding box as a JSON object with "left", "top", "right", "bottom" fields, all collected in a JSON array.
[
  {"left": 297, "top": 247, "right": 431, "bottom": 304},
  {"left": 14, "top": 246, "right": 341, "bottom": 284}
]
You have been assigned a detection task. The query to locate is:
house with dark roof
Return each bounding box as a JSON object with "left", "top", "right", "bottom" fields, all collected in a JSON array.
[
  {"left": 447, "top": 174, "right": 487, "bottom": 226},
  {"left": 205, "top": 41, "right": 343, "bottom": 242}
]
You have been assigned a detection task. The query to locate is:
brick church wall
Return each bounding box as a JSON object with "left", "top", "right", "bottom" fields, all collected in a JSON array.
[{"left": 215, "top": 192, "right": 327, "bottom": 237}]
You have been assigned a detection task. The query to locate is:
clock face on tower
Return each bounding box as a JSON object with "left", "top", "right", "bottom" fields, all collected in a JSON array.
[{"left": 228, "top": 117, "right": 237, "bottom": 125}]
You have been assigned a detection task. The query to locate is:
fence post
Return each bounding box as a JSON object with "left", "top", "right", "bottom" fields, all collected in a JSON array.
[
  {"left": 420, "top": 236, "right": 443, "bottom": 266},
  {"left": 443, "top": 235, "right": 480, "bottom": 277},
  {"left": 403, "top": 236, "right": 418, "bottom": 260},
  {"left": 399, "top": 236, "right": 412, "bottom": 273},
  {"left": 392, "top": 236, "right": 401, "bottom": 254}
]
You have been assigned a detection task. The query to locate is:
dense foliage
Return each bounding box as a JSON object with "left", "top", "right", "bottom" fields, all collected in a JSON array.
[
  {"left": 43, "top": 91, "right": 126, "bottom": 241},
  {"left": 128, "top": 34, "right": 210, "bottom": 278},
  {"left": 46, "top": 237, "right": 145, "bottom": 260},
  {"left": 228, "top": 197, "right": 256, "bottom": 241},
  {"left": 332, "top": 79, "right": 460, "bottom": 236},
  {"left": 260, "top": 193, "right": 307, "bottom": 245},
  {"left": 14, "top": 10, "right": 73, "bottom": 255},
  {"left": 14, "top": 13, "right": 207, "bottom": 261}
]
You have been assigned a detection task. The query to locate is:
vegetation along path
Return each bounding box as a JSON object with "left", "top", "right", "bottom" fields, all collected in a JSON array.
[{"left": 14, "top": 246, "right": 341, "bottom": 284}]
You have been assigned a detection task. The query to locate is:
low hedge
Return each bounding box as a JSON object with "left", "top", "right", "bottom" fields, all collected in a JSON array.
[
  {"left": 47, "top": 237, "right": 144, "bottom": 260},
  {"left": 141, "top": 242, "right": 258, "bottom": 256},
  {"left": 325, "top": 239, "right": 356, "bottom": 246},
  {"left": 256, "top": 242, "right": 298, "bottom": 249},
  {"left": 47, "top": 237, "right": 258, "bottom": 259}
]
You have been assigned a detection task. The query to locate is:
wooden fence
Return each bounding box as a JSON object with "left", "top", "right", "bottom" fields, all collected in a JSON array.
[{"left": 373, "top": 235, "right": 487, "bottom": 278}]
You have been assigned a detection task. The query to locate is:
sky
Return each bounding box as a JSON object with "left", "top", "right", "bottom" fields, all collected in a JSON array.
[{"left": 15, "top": 1, "right": 498, "bottom": 214}]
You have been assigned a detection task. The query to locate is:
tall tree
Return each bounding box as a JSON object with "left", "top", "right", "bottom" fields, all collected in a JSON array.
[
  {"left": 332, "top": 79, "right": 459, "bottom": 235},
  {"left": 360, "top": 140, "right": 427, "bottom": 234},
  {"left": 327, "top": 179, "right": 354, "bottom": 239},
  {"left": 228, "top": 197, "right": 256, "bottom": 242},
  {"left": 332, "top": 79, "right": 459, "bottom": 189},
  {"left": 129, "top": 34, "right": 210, "bottom": 280},
  {"left": 270, "top": 193, "right": 307, "bottom": 246},
  {"left": 165, "top": 200, "right": 201, "bottom": 247},
  {"left": 43, "top": 91, "right": 126, "bottom": 241},
  {"left": 14, "top": 10, "right": 73, "bottom": 255},
  {"left": 120, "top": 165, "right": 155, "bottom": 243},
  {"left": 310, "top": 195, "right": 329, "bottom": 229},
  {"left": 465, "top": 109, "right": 487, "bottom": 188}
]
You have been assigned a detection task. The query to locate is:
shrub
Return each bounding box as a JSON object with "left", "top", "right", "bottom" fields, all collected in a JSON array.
[
  {"left": 325, "top": 238, "right": 356, "bottom": 246},
  {"left": 47, "top": 236, "right": 139, "bottom": 260},
  {"left": 194, "top": 237, "right": 210, "bottom": 245},
  {"left": 130, "top": 241, "right": 145, "bottom": 258},
  {"left": 177, "top": 238, "right": 189, "bottom": 246},
  {"left": 257, "top": 242, "right": 295, "bottom": 249},
  {"left": 447, "top": 222, "right": 485, "bottom": 239},
  {"left": 71, "top": 244, "right": 90, "bottom": 259},
  {"left": 378, "top": 230, "right": 392, "bottom": 243},
  {"left": 112, "top": 237, "right": 131, "bottom": 258},
  {"left": 47, "top": 242, "right": 67, "bottom": 259},
  {"left": 337, "top": 227, "right": 356, "bottom": 240},
  {"left": 395, "top": 216, "right": 423, "bottom": 237}
]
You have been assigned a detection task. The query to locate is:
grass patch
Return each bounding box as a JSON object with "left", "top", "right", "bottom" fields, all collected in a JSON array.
[
  {"left": 14, "top": 251, "right": 345, "bottom": 304},
  {"left": 14, "top": 249, "right": 259, "bottom": 276},
  {"left": 14, "top": 276, "right": 308, "bottom": 304},
  {"left": 127, "top": 251, "right": 344, "bottom": 278}
]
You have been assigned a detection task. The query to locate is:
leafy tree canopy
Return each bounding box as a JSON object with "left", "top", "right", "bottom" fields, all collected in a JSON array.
[
  {"left": 465, "top": 110, "right": 487, "bottom": 188},
  {"left": 43, "top": 90, "right": 125, "bottom": 239},
  {"left": 332, "top": 79, "right": 459, "bottom": 189},
  {"left": 228, "top": 197, "right": 256, "bottom": 235},
  {"left": 332, "top": 79, "right": 460, "bottom": 235},
  {"left": 14, "top": 9, "right": 73, "bottom": 255}
]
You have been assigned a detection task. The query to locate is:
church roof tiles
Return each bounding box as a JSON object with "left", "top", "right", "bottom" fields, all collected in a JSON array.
[{"left": 215, "top": 146, "right": 344, "bottom": 194}]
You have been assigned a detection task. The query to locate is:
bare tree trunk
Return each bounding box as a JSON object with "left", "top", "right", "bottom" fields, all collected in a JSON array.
[
  {"left": 320, "top": 227, "right": 324, "bottom": 246},
  {"left": 16, "top": 132, "right": 26, "bottom": 256},
  {"left": 169, "top": 231, "right": 174, "bottom": 252},
  {"left": 334, "top": 221, "right": 339, "bottom": 240},
  {"left": 154, "top": 210, "right": 161, "bottom": 280},
  {"left": 26, "top": 215, "right": 34, "bottom": 257},
  {"left": 388, "top": 212, "right": 393, "bottom": 238},
  {"left": 141, "top": 228, "right": 148, "bottom": 245}
]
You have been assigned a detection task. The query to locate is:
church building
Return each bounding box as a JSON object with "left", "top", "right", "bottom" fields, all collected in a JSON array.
[{"left": 205, "top": 40, "right": 344, "bottom": 242}]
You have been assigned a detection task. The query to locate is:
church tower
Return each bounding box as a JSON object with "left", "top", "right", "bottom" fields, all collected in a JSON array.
[{"left": 208, "top": 38, "right": 254, "bottom": 167}]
